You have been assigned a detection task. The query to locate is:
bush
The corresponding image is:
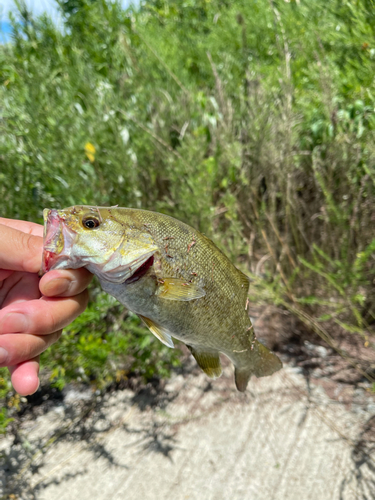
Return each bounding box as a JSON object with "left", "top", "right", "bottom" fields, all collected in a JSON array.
[{"left": 0, "top": 0, "right": 374, "bottom": 427}]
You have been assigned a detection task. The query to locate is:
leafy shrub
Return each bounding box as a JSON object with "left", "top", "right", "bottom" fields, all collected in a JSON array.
[{"left": 0, "top": 0, "right": 374, "bottom": 431}]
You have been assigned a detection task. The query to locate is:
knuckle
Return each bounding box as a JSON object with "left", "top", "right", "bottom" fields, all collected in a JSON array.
[
  {"left": 21, "top": 232, "right": 35, "bottom": 253},
  {"left": 44, "top": 307, "right": 59, "bottom": 334},
  {"left": 20, "top": 232, "right": 42, "bottom": 270},
  {"left": 67, "top": 269, "right": 92, "bottom": 295}
]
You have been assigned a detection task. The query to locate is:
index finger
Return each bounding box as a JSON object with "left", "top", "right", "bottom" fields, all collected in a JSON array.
[
  {"left": 0, "top": 224, "right": 43, "bottom": 273},
  {"left": 0, "top": 218, "right": 43, "bottom": 237}
]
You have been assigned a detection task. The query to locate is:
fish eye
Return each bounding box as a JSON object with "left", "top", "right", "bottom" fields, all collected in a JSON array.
[{"left": 82, "top": 216, "right": 100, "bottom": 230}]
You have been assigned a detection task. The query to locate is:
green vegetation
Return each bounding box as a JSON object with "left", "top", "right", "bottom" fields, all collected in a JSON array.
[{"left": 0, "top": 0, "right": 374, "bottom": 416}]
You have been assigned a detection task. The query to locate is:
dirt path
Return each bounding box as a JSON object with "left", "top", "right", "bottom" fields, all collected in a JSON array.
[{"left": 2, "top": 361, "right": 374, "bottom": 500}]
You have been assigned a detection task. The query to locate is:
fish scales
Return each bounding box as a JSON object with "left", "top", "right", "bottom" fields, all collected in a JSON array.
[
  {"left": 106, "top": 209, "right": 249, "bottom": 351},
  {"left": 42, "top": 206, "right": 282, "bottom": 391}
]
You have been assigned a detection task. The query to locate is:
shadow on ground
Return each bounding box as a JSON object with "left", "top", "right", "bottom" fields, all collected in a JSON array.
[
  {"left": 339, "top": 415, "right": 375, "bottom": 500},
  {"left": 1, "top": 306, "right": 375, "bottom": 500},
  {"left": 1, "top": 374, "right": 182, "bottom": 500}
]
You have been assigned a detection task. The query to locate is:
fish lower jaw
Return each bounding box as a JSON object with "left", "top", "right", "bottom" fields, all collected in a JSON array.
[
  {"left": 42, "top": 251, "right": 79, "bottom": 273},
  {"left": 42, "top": 250, "right": 61, "bottom": 273}
]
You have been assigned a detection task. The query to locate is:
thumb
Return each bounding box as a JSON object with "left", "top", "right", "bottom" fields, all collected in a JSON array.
[{"left": 0, "top": 224, "right": 43, "bottom": 274}]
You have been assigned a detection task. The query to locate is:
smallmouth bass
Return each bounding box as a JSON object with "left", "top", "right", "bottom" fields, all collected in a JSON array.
[{"left": 42, "top": 206, "right": 282, "bottom": 391}]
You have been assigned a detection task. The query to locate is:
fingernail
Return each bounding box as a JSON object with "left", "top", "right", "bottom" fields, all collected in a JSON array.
[
  {"left": 0, "top": 347, "right": 8, "bottom": 363},
  {"left": 44, "top": 278, "right": 71, "bottom": 296},
  {"left": 29, "top": 378, "right": 40, "bottom": 395},
  {"left": 0, "top": 313, "right": 29, "bottom": 333}
]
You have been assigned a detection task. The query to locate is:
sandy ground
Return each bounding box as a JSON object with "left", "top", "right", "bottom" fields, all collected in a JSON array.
[{"left": 1, "top": 360, "right": 375, "bottom": 500}]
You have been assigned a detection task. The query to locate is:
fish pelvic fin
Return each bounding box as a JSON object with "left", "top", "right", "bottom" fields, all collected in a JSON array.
[
  {"left": 156, "top": 278, "right": 206, "bottom": 301},
  {"left": 234, "top": 340, "right": 282, "bottom": 392},
  {"left": 187, "top": 346, "right": 222, "bottom": 379},
  {"left": 139, "top": 315, "right": 174, "bottom": 348}
]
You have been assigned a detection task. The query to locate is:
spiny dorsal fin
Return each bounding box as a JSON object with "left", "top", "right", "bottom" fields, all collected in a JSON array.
[
  {"left": 187, "top": 346, "right": 222, "bottom": 379},
  {"left": 156, "top": 278, "right": 206, "bottom": 301},
  {"left": 139, "top": 315, "right": 174, "bottom": 348}
]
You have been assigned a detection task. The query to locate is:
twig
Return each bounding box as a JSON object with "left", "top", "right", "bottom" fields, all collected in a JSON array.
[
  {"left": 264, "top": 211, "right": 297, "bottom": 269},
  {"left": 207, "top": 51, "right": 228, "bottom": 123}
]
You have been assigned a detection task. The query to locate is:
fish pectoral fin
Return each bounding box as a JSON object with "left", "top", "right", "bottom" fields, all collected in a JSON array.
[
  {"left": 139, "top": 315, "right": 174, "bottom": 348},
  {"left": 156, "top": 278, "right": 206, "bottom": 301},
  {"left": 234, "top": 340, "right": 282, "bottom": 392},
  {"left": 187, "top": 346, "right": 222, "bottom": 379}
]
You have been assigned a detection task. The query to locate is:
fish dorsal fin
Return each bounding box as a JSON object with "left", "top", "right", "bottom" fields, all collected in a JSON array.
[
  {"left": 156, "top": 278, "right": 206, "bottom": 301},
  {"left": 187, "top": 346, "right": 222, "bottom": 379},
  {"left": 139, "top": 315, "right": 174, "bottom": 348}
]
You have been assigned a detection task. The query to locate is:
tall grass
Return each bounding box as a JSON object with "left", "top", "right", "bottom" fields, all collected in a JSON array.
[{"left": 0, "top": 0, "right": 374, "bottom": 402}]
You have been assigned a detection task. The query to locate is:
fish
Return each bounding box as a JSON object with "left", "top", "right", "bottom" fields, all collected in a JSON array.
[{"left": 42, "top": 205, "right": 282, "bottom": 391}]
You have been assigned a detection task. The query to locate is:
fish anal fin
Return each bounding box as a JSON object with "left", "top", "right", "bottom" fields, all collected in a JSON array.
[
  {"left": 156, "top": 278, "right": 206, "bottom": 301},
  {"left": 139, "top": 315, "right": 174, "bottom": 348},
  {"left": 234, "top": 340, "right": 282, "bottom": 392},
  {"left": 188, "top": 346, "right": 222, "bottom": 379}
]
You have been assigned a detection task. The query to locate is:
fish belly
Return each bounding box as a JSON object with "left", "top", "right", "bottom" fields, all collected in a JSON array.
[{"left": 99, "top": 275, "right": 247, "bottom": 349}]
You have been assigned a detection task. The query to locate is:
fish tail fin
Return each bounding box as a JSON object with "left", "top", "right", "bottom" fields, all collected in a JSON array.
[
  {"left": 234, "top": 368, "right": 252, "bottom": 392},
  {"left": 234, "top": 340, "right": 282, "bottom": 392}
]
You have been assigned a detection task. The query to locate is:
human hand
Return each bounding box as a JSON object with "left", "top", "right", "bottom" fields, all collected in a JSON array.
[{"left": 0, "top": 218, "right": 92, "bottom": 396}]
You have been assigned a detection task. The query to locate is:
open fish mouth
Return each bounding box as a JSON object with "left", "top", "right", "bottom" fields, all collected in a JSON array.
[
  {"left": 124, "top": 255, "right": 155, "bottom": 284},
  {"left": 42, "top": 209, "right": 77, "bottom": 273},
  {"left": 42, "top": 207, "right": 158, "bottom": 282}
]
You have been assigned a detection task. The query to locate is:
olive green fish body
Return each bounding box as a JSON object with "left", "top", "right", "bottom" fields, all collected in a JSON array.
[{"left": 43, "top": 206, "right": 282, "bottom": 391}]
